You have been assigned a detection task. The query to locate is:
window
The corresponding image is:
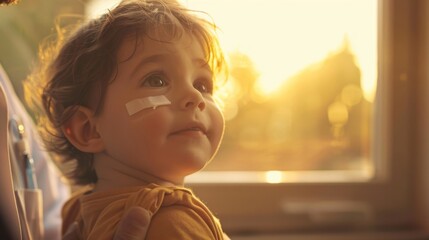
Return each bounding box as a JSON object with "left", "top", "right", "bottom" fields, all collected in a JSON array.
[
  {"left": 183, "top": 0, "right": 419, "bottom": 236},
  {"left": 86, "top": 0, "right": 422, "bottom": 236}
]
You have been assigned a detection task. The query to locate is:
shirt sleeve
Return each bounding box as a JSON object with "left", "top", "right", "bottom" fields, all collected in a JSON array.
[{"left": 146, "top": 205, "right": 217, "bottom": 240}]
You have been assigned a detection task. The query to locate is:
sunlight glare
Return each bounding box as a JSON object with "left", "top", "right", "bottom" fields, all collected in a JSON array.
[
  {"left": 265, "top": 171, "right": 283, "bottom": 184},
  {"left": 86, "top": 0, "right": 119, "bottom": 18}
]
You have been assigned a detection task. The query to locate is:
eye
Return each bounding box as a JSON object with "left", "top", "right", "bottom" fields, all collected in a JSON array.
[
  {"left": 142, "top": 74, "right": 168, "bottom": 88},
  {"left": 194, "top": 79, "right": 213, "bottom": 94}
]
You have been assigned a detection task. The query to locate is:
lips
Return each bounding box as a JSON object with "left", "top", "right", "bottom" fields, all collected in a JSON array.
[{"left": 171, "top": 122, "right": 207, "bottom": 136}]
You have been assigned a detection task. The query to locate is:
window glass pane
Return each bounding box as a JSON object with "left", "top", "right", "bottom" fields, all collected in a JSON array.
[{"left": 181, "top": 0, "right": 378, "bottom": 174}]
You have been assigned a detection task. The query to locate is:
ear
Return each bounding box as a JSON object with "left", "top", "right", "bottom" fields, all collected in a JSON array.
[{"left": 62, "top": 106, "right": 104, "bottom": 153}]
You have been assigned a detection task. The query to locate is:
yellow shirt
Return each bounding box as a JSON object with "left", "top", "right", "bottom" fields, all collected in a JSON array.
[{"left": 62, "top": 184, "right": 224, "bottom": 239}]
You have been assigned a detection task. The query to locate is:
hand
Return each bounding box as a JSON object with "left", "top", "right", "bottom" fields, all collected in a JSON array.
[
  {"left": 62, "top": 207, "right": 151, "bottom": 240},
  {"left": 113, "top": 207, "right": 151, "bottom": 240}
]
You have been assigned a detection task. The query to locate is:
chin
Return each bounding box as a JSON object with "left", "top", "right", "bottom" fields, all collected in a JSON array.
[{"left": 179, "top": 158, "right": 209, "bottom": 175}]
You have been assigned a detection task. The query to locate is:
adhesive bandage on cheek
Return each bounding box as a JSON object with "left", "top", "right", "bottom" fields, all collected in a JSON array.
[{"left": 125, "top": 95, "right": 171, "bottom": 116}]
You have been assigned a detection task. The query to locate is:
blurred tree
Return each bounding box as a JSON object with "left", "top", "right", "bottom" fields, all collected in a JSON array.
[
  {"left": 274, "top": 42, "right": 371, "bottom": 169},
  {"left": 210, "top": 43, "right": 371, "bottom": 171},
  {"left": 279, "top": 41, "right": 361, "bottom": 139}
]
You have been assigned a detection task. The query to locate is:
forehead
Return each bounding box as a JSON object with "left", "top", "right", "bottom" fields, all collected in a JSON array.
[{"left": 116, "top": 32, "right": 206, "bottom": 63}]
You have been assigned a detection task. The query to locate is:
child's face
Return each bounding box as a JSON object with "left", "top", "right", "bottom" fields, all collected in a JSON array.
[{"left": 93, "top": 33, "right": 224, "bottom": 185}]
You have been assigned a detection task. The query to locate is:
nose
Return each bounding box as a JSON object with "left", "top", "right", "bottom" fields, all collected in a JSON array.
[{"left": 180, "top": 85, "right": 206, "bottom": 111}]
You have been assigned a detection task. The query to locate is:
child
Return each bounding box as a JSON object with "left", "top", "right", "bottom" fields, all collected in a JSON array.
[{"left": 27, "top": 0, "right": 227, "bottom": 239}]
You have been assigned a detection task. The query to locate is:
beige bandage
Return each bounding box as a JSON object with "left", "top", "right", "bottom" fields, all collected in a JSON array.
[{"left": 125, "top": 95, "right": 171, "bottom": 116}]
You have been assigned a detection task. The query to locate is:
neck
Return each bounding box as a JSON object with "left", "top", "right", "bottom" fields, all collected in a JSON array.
[{"left": 93, "top": 153, "right": 184, "bottom": 192}]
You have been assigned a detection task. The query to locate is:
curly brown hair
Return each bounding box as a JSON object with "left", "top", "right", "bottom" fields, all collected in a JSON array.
[{"left": 25, "top": 0, "right": 226, "bottom": 185}]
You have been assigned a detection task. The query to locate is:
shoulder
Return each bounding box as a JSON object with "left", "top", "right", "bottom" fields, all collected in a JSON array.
[{"left": 146, "top": 205, "right": 215, "bottom": 239}]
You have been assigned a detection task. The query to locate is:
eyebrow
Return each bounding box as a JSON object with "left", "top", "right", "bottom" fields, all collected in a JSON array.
[
  {"left": 192, "top": 58, "right": 212, "bottom": 74},
  {"left": 130, "top": 54, "right": 169, "bottom": 79}
]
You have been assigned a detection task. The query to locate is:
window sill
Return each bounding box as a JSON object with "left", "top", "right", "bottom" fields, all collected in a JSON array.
[{"left": 230, "top": 230, "right": 429, "bottom": 240}]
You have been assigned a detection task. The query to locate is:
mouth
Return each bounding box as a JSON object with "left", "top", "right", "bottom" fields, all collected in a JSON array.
[{"left": 171, "top": 123, "right": 207, "bottom": 136}]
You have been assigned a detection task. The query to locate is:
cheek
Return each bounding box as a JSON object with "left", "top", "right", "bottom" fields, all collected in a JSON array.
[
  {"left": 98, "top": 110, "right": 171, "bottom": 164},
  {"left": 209, "top": 104, "right": 225, "bottom": 147},
  {"left": 129, "top": 110, "right": 171, "bottom": 134},
  {"left": 124, "top": 110, "right": 172, "bottom": 152}
]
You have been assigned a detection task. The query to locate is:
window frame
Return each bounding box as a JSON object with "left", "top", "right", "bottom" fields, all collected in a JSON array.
[{"left": 187, "top": 0, "right": 424, "bottom": 235}]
